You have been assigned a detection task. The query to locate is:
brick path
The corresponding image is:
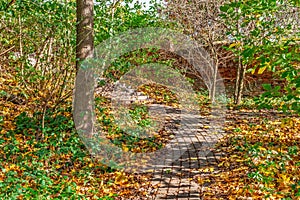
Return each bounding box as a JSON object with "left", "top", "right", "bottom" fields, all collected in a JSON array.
[
  {"left": 142, "top": 105, "right": 226, "bottom": 200},
  {"left": 102, "top": 83, "right": 227, "bottom": 199},
  {"left": 140, "top": 108, "right": 287, "bottom": 200}
]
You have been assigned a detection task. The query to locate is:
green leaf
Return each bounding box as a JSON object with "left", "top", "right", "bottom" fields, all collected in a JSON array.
[
  {"left": 220, "top": 5, "right": 229, "bottom": 12},
  {"left": 262, "top": 84, "right": 272, "bottom": 91},
  {"left": 242, "top": 48, "right": 254, "bottom": 58}
]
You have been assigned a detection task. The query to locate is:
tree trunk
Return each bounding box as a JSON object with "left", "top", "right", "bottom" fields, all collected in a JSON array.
[
  {"left": 234, "top": 54, "right": 246, "bottom": 105},
  {"left": 233, "top": 2, "right": 245, "bottom": 105},
  {"left": 210, "top": 55, "right": 219, "bottom": 103},
  {"left": 76, "top": 0, "right": 94, "bottom": 71},
  {"left": 74, "top": 0, "right": 95, "bottom": 139}
]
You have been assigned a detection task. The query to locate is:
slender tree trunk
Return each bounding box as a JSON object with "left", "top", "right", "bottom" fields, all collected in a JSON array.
[
  {"left": 210, "top": 54, "right": 219, "bottom": 103},
  {"left": 234, "top": 2, "right": 245, "bottom": 105},
  {"left": 234, "top": 54, "right": 246, "bottom": 105},
  {"left": 76, "top": 0, "right": 94, "bottom": 71}
]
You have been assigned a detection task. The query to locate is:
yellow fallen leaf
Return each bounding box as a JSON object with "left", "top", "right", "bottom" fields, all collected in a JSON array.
[
  {"left": 259, "top": 146, "right": 266, "bottom": 151},
  {"left": 224, "top": 161, "right": 231, "bottom": 167},
  {"left": 122, "top": 145, "right": 129, "bottom": 152},
  {"left": 109, "top": 192, "right": 115, "bottom": 197},
  {"left": 88, "top": 163, "right": 94, "bottom": 168},
  {"left": 229, "top": 42, "right": 240, "bottom": 48},
  {"left": 197, "top": 177, "right": 204, "bottom": 185},
  {"left": 203, "top": 168, "right": 209, "bottom": 172},
  {"left": 55, "top": 165, "right": 61, "bottom": 169},
  {"left": 278, "top": 174, "right": 291, "bottom": 186},
  {"left": 258, "top": 65, "right": 267, "bottom": 74},
  {"left": 218, "top": 161, "right": 224, "bottom": 167},
  {"left": 115, "top": 172, "right": 127, "bottom": 185}
]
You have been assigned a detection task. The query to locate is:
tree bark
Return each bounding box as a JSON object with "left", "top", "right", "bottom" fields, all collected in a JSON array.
[
  {"left": 74, "top": 0, "right": 95, "bottom": 139},
  {"left": 76, "top": 0, "right": 94, "bottom": 71},
  {"left": 234, "top": 54, "right": 246, "bottom": 105}
]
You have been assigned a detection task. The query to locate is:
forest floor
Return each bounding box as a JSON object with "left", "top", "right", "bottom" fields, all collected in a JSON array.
[{"left": 0, "top": 73, "right": 299, "bottom": 199}]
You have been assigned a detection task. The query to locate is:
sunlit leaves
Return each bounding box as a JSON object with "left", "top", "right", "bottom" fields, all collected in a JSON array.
[
  {"left": 201, "top": 114, "right": 300, "bottom": 199},
  {"left": 0, "top": 103, "right": 155, "bottom": 199},
  {"left": 220, "top": 0, "right": 300, "bottom": 112}
]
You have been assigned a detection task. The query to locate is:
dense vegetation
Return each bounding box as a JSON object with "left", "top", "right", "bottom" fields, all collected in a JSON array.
[{"left": 0, "top": 0, "right": 299, "bottom": 199}]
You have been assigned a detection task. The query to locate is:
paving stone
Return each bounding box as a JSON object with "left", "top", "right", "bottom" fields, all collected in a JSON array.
[{"left": 106, "top": 86, "right": 229, "bottom": 199}]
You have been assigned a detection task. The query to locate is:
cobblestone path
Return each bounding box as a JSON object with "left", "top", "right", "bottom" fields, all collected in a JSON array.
[
  {"left": 142, "top": 109, "right": 286, "bottom": 200},
  {"left": 140, "top": 105, "right": 226, "bottom": 200}
]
